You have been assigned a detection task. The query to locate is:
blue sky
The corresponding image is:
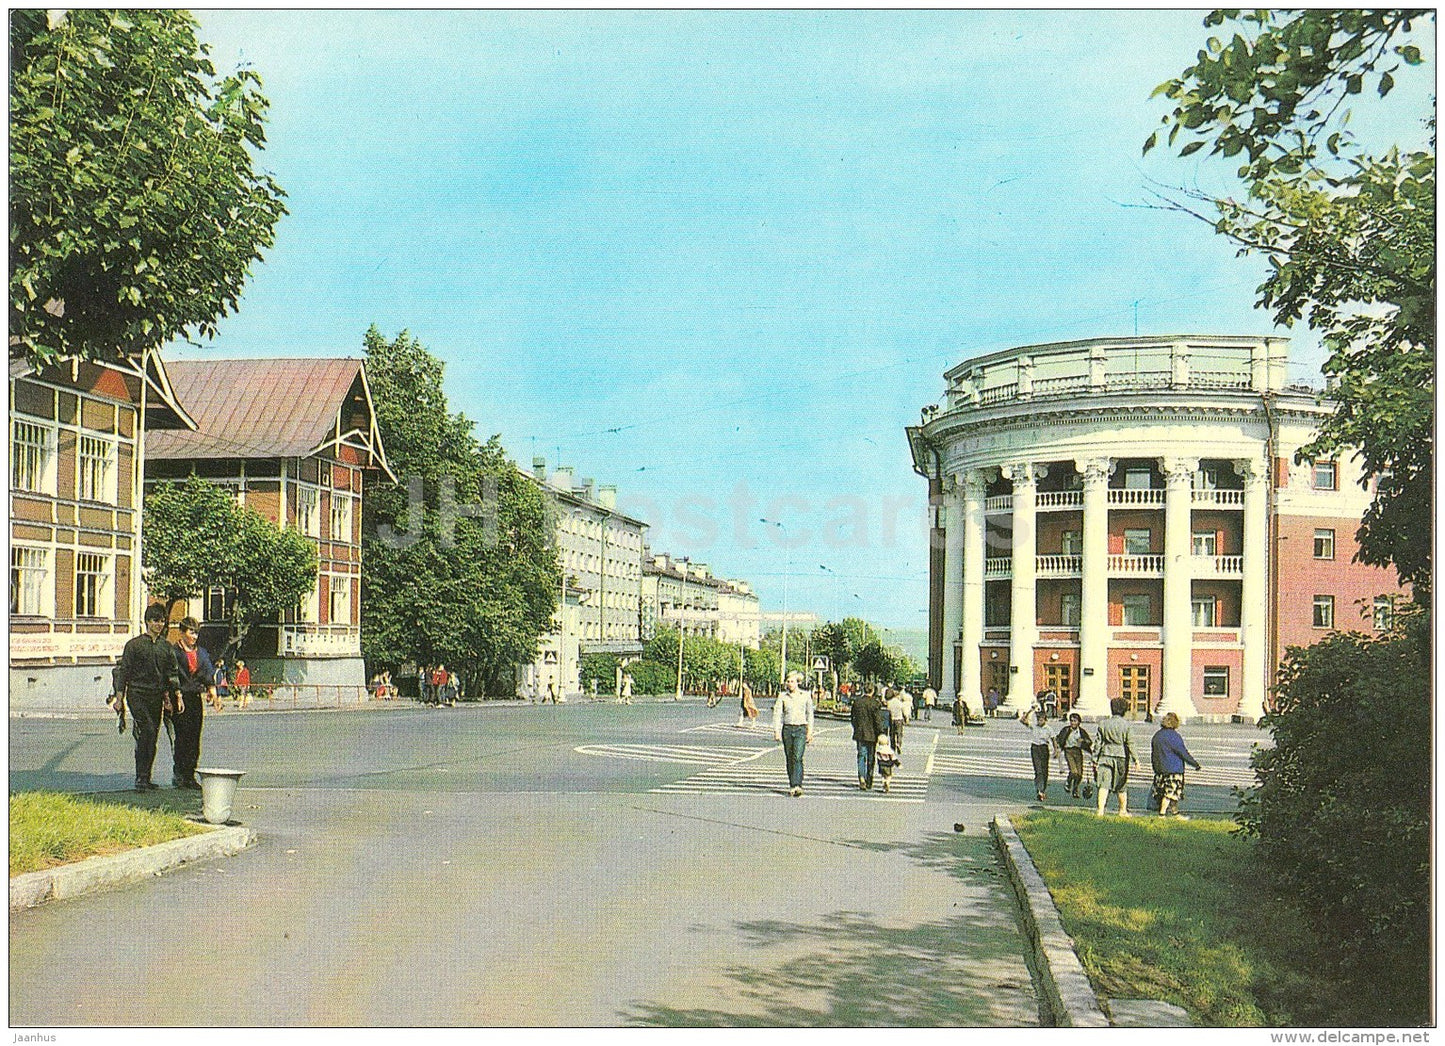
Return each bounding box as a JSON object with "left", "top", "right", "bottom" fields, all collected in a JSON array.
[{"left": 175, "top": 9, "right": 1435, "bottom": 632}]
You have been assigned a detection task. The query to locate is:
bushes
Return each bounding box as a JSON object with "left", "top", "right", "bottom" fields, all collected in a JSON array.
[
  {"left": 1237, "top": 611, "right": 1430, "bottom": 1025},
  {"left": 625, "top": 659, "right": 675, "bottom": 696}
]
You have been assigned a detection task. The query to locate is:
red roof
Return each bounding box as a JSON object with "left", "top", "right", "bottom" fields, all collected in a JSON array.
[{"left": 147, "top": 358, "right": 367, "bottom": 460}]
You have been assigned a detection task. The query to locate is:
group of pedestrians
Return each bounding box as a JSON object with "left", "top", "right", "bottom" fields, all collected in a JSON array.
[
  {"left": 111, "top": 604, "right": 225, "bottom": 792},
  {"left": 1018, "top": 697, "right": 1203, "bottom": 817},
  {"left": 420, "top": 665, "right": 460, "bottom": 706},
  {"left": 849, "top": 682, "right": 915, "bottom": 793}
]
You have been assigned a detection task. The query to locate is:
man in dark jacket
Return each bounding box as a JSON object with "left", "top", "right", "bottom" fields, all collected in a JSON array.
[
  {"left": 850, "top": 684, "right": 883, "bottom": 790},
  {"left": 171, "top": 616, "right": 221, "bottom": 789},
  {"left": 113, "top": 603, "right": 181, "bottom": 791}
]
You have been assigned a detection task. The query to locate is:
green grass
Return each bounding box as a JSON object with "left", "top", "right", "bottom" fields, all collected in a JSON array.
[
  {"left": 9, "top": 791, "right": 210, "bottom": 877},
  {"left": 1015, "top": 810, "right": 1357, "bottom": 1027}
]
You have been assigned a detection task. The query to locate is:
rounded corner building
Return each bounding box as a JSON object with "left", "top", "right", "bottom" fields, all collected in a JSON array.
[{"left": 908, "top": 335, "right": 1405, "bottom": 723}]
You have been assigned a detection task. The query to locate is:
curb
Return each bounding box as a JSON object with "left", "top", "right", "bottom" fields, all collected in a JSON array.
[
  {"left": 990, "top": 814, "right": 1110, "bottom": 1028},
  {"left": 10, "top": 824, "right": 256, "bottom": 912}
]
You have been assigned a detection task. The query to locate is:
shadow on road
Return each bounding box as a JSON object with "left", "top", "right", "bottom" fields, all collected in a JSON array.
[{"left": 621, "top": 834, "right": 1037, "bottom": 1027}]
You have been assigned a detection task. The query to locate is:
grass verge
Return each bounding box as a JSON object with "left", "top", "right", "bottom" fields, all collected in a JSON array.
[
  {"left": 10, "top": 791, "right": 210, "bottom": 877},
  {"left": 1015, "top": 809, "right": 1355, "bottom": 1027}
]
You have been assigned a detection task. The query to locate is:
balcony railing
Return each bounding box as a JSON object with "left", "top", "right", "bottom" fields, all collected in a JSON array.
[
  {"left": 1036, "top": 491, "right": 1083, "bottom": 509},
  {"left": 978, "top": 383, "right": 1019, "bottom": 405},
  {"left": 1191, "top": 488, "right": 1244, "bottom": 507},
  {"left": 1192, "top": 371, "right": 1252, "bottom": 389},
  {"left": 1031, "top": 374, "right": 1091, "bottom": 396},
  {"left": 1107, "top": 488, "right": 1165, "bottom": 507},
  {"left": 1108, "top": 554, "right": 1165, "bottom": 574},
  {"left": 1191, "top": 554, "right": 1244, "bottom": 576},
  {"left": 1036, "top": 554, "right": 1082, "bottom": 576},
  {"left": 984, "top": 557, "right": 1012, "bottom": 578},
  {"left": 984, "top": 495, "right": 1012, "bottom": 513}
]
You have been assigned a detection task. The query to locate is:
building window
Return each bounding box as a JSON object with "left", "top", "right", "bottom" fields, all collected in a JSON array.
[
  {"left": 205, "top": 586, "right": 236, "bottom": 622},
  {"left": 329, "top": 494, "right": 353, "bottom": 542},
  {"left": 1123, "top": 466, "right": 1153, "bottom": 490},
  {"left": 329, "top": 576, "right": 351, "bottom": 624},
  {"left": 1312, "top": 595, "right": 1335, "bottom": 629},
  {"left": 1191, "top": 595, "right": 1217, "bottom": 627},
  {"left": 1193, "top": 466, "right": 1221, "bottom": 490},
  {"left": 1312, "top": 460, "right": 1338, "bottom": 490},
  {"left": 11, "top": 419, "right": 54, "bottom": 494},
  {"left": 78, "top": 434, "right": 117, "bottom": 503},
  {"left": 74, "top": 552, "right": 111, "bottom": 618},
  {"left": 10, "top": 546, "right": 51, "bottom": 616},
  {"left": 1202, "top": 666, "right": 1229, "bottom": 696},
  {"left": 1373, "top": 596, "right": 1393, "bottom": 632},
  {"left": 1124, "top": 529, "right": 1152, "bottom": 556},
  {"left": 298, "top": 486, "right": 321, "bottom": 537},
  {"left": 298, "top": 581, "right": 319, "bottom": 624},
  {"left": 1191, "top": 531, "right": 1217, "bottom": 556},
  {"left": 1122, "top": 594, "right": 1152, "bottom": 626},
  {"left": 1060, "top": 530, "right": 1081, "bottom": 555},
  {"left": 1060, "top": 592, "right": 1080, "bottom": 626},
  {"left": 1313, "top": 528, "right": 1335, "bottom": 560}
]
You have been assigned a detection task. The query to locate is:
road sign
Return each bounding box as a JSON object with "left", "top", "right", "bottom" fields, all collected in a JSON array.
[{"left": 812, "top": 656, "right": 829, "bottom": 671}]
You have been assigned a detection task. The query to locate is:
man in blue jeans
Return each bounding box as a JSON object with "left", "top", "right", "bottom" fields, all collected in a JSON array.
[
  {"left": 772, "top": 671, "right": 815, "bottom": 797},
  {"left": 850, "top": 683, "right": 883, "bottom": 790}
]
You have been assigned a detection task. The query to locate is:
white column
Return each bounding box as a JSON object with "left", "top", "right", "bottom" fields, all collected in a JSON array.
[
  {"left": 1237, "top": 459, "right": 1270, "bottom": 721},
  {"left": 959, "top": 470, "right": 988, "bottom": 715},
  {"left": 1001, "top": 462, "right": 1042, "bottom": 715},
  {"left": 1157, "top": 456, "right": 1198, "bottom": 719},
  {"left": 939, "top": 478, "right": 965, "bottom": 707},
  {"left": 1074, "top": 456, "right": 1113, "bottom": 716}
]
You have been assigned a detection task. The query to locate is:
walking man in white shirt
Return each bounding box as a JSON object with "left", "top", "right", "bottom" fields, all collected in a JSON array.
[{"left": 772, "top": 671, "right": 815, "bottom": 797}]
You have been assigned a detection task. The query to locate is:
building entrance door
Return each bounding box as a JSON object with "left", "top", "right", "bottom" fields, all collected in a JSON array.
[
  {"left": 1119, "top": 665, "right": 1151, "bottom": 715},
  {"left": 1043, "top": 664, "right": 1073, "bottom": 711}
]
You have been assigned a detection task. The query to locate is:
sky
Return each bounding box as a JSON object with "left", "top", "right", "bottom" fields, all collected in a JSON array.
[{"left": 173, "top": 9, "right": 1436, "bottom": 633}]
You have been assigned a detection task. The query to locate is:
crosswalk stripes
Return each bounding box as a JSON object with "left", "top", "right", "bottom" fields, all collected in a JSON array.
[
  {"left": 930, "top": 749, "right": 1254, "bottom": 789},
  {"left": 681, "top": 721, "right": 776, "bottom": 737},
  {"left": 573, "top": 743, "right": 769, "bottom": 766},
  {"left": 651, "top": 764, "right": 929, "bottom": 802}
]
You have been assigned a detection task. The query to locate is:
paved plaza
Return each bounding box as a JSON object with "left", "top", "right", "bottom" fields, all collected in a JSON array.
[{"left": 9, "top": 701, "right": 1265, "bottom": 1027}]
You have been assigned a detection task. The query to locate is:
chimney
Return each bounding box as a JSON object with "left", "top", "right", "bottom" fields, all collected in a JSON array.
[
  {"left": 597, "top": 484, "right": 617, "bottom": 510},
  {"left": 532, "top": 456, "right": 547, "bottom": 482},
  {"left": 553, "top": 466, "right": 574, "bottom": 492},
  {"left": 580, "top": 477, "right": 595, "bottom": 501}
]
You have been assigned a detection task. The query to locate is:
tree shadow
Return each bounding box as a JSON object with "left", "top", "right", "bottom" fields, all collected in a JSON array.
[{"left": 621, "top": 835, "right": 1039, "bottom": 1028}]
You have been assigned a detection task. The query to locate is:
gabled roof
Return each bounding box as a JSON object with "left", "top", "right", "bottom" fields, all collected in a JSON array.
[
  {"left": 148, "top": 358, "right": 393, "bottom": 477},
  {"left": 9, "top": 349, "right": 198, "bottom": 431}
]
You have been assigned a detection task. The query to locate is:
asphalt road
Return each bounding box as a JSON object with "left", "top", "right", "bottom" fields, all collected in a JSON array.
[{"left": 9, "top": 700, "right": 1268, "bottom": 1027}]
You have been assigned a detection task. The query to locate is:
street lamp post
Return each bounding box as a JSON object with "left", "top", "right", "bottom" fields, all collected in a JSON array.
[
  {"left": 675, "top": 559, "right": 688, "bottom": 701},
  {"left": 759, "top": 518, "right": 790, "bottom": 686}
]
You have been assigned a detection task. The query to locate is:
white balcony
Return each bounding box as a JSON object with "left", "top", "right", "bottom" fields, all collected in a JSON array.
[
  {"left": 1191, "top": 488, "right": 1244, "bottom": 507},
  {"left": 1108, "top": 488, "right": 1165, "bottom": 507},
  {"left": 984, "top": 495, "right": 1013, "bottom": 513},
  {"left": 1191, "top": 554, "right": 1244, "bottom": 577},
  {"left": 978, "top": 383, "right": 1019, "bottom": 405},
  {"left": 1108, "top": 554, "right": 1165, "bottom": 575},
  {"left": 984, "top": 557, "right": 1012, "bottom": 578},
  {"left": 1036, "top": 491, "right": 1083, "bottom": 510},
  {"left": 1035, "top": 554, "right": 1082, "bottom": 576}
]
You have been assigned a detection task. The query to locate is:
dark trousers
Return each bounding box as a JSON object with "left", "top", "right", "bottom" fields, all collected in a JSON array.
[
  {"left": 890, "top": 722, "right": 904, "bottom": 753},
  {"left": 1031, "top": 744, "right": 1051, "bottom": 795},
  {"left": 781, "top": 724, "right": 807, "bottom": 789},
  {"left": 127, "top": 689, "right": 165, "bottom": 783},
  {"left": 172, "top": 691, "right": 204, "bottom": 783},
  {"left": 1063, "top": 747, "right": 1085, "bottom": 794}
]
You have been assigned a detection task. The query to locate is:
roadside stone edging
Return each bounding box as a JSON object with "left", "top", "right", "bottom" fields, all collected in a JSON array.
[
  {"left": 990, "top": 814, "right": 1111, "bottom": 1028},
  {"left": 10, "top": 824, "right": 256, "bottom": 912}
]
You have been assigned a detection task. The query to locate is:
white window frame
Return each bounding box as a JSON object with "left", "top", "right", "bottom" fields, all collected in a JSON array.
[
  {"left": 298, "top": 485, "right": 321, "bottom": 538},
  {"left": 1312, "top": 595, "right": 1335, "bottom": 629},
  {"left": 74, "top": 551, "right": 111, "bottom": 618},
  {"left": 1060, "top": 530, "right": 1082, "bottom": 556},
  {"left": 1192, "top": 466, "right": 1221, "bottom": 491},
  {"left": 11, "top": 417, "right": 56, "bottom": 495},
  {"left": 1123, "top": 529, "right": 1152, "bottom": 556},
  {"left": 1059, "top": 592, "right": 1081, "bottom": 627},
  {"left": 1373, "top": 596, "right": 1393, "bottom": 631},
  {"left": 10, "top": 545, "right": 52, "bottom": 617},
  {"left": 1123, "top": 467, "right": 1153, "bottom": 490},
  {"left": 77, "top": 433, "right": 118, "bottom": 504},
  {"left": 1202, "top": 666, "right": 1229, "bottom": 696},
  {"left": 1191, "top": 595, "right": 1217, "bottom": 627},
  {"left": 329, "top": 574, "right": 351, "bottom": 625},
  {"left": 1191, "top": 531, "right": 1217, "bottom": 556},
  {"left": 1121, "top": 594, "right": 1152, "bottom": 626},
  {"left": 1313, "top": 529, "right": 1335, "bottom": 560},
  {"left": 329, "top": 493, "right": 353, "bottom": 543},
  {"left": 1312, "top": 460, "right": 1338, "bottom": 491}
]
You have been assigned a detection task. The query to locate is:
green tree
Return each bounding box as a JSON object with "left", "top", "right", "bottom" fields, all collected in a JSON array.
[
  {"left": 9, "top": 10, "right": 287, "bottom": 367},
  {"left": 361, "top": 327, "right": 558, "bottom": 696},
  {"left": 143, "top": 475, "right": 317, "bottom": 656},
  {"left": 813, "top": 621, "right": 854, "bottom": 680},
  {"left": 1146, "top": 9, "right": 1434, "bottom": 595}
]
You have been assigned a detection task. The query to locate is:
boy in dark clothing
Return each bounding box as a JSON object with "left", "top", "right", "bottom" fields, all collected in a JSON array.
[
  {"left": 113, "top": 603, "right": 181, "bottom": 791},
  {"left": 171, "top": 616, "right": 221, "bottom": 789}
]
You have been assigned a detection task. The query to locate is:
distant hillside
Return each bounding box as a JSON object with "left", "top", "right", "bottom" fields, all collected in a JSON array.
[{"left": 882, "top": 627, "right": 928, "bottom": 670}]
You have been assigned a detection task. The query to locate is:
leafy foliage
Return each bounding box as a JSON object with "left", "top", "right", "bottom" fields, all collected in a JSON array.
[
  {"left": 361, "top": 327, "right": 558, "bottom": 695},
  {"left": 1236, "top": 610, "right": 1430, "bottom": 1025},
  {"left": 143, "top": 475, "right": 317, "bottom": 654},
  {"left": 1147, "top": 10, "right": 1434, "bottom": 595},
  {"left": 9, "top": 10, "right": 287, "bottom": 366}
]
